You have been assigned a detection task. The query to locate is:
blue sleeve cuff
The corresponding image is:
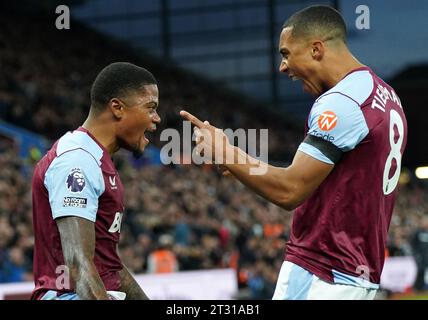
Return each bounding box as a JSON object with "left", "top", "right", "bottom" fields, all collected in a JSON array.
[{"left": 52, "top": 210, "right": 96, "bottom": 223}]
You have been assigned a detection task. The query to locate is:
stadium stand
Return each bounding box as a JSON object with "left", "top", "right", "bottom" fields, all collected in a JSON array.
[{"left": 1, "top": 3, "right": 427, "bottom": 299}]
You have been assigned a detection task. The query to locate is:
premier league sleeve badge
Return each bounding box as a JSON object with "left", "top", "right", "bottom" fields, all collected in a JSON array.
[{"left": 66, "top": 168, "right": 86, "bottom": 193}]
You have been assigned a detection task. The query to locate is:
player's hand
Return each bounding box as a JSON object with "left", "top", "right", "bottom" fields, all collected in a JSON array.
[{"left": 180, "top": 110, "right": 233, "bottom": 165}]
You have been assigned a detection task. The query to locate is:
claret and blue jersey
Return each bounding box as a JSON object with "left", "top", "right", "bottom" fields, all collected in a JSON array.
[
  {"left": 31, "top": 127, "right": 125, "bottom": 299},
  {"left": 286, "top": 66, "right": 407, "bottom": 288}
]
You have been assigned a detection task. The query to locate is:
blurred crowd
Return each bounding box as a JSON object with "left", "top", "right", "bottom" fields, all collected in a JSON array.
[
  {"left": 0, "top": 6, "right": 296, "bottom": 298},
  {"left": 1, "top": 4, "right": 428, "bottom": 300},
  {"left": 0, "top": 7, "right": 299, "bottom": 163},
  {"left": 1, "top": 144, "right": 428, "bottom": 298},
  {"left": 0, "top": 145, "right": 290, "bottom": 298}
]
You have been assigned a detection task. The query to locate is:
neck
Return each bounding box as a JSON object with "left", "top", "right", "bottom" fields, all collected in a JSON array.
[
  {"left": 82, "top": 109, "right": 118, "bottom": 156},
  {"left": 322, "top": 49, "right": 365, "bottom": 90}
]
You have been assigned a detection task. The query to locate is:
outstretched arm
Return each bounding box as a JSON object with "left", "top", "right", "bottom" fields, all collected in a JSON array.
[
  {"left": 224, "top": 147, "right": 333, "bottom": 210},
  {"left": 180, "top": 110, "right": 334, "bottom": 210},
  {"left": 56, "top": 216, "right": 109, "bottom": 299}
]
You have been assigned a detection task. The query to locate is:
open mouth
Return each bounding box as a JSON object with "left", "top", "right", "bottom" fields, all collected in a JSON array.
[
  {"left": 143, "top": 126, "right": 157, "bottom": 144},
  {"left": 288, "top": 75, "right": 310, "bottom": 92}
]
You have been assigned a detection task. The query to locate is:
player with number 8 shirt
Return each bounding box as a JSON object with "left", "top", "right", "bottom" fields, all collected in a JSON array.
[{"left": 180, "top": 5, "right": 407, "bottom": 299}]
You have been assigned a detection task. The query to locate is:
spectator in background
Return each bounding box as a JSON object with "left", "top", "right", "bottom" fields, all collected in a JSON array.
[
  {"left": 0, "top": 247, "right": 32, "bottom": 283},
  {"left": 0, "top": 4, "right": 427, "bottom": 300},
  {"left": 411, "top": 215, "right": 428, "bottom": 291},
  {"left": 27, "top": 145, "right": 42, "bottom": 165},
  {"left": 147, "top": 234, "right": 179, "bottom": 274}
]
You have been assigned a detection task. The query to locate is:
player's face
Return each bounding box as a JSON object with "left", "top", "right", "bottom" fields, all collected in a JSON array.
[
  {"left": 116, "top": 84, "right": 161, "bottom": 155},
  {"left": 278, "top": 27, "right": 323, "bottom": 97}
]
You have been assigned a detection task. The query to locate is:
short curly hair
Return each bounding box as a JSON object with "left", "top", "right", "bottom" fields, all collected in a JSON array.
[{"left": 90, "top": 62, "right": 157, "bottom": 110}]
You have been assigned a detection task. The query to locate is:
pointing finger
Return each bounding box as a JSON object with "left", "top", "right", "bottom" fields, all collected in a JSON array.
[{"left": 180, "top": 110, "right": 205, "bottom": 128}]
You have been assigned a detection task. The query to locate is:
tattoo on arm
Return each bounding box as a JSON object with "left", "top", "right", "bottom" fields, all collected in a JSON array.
[{"left": 57, "top": 216, "right": 109, "bottom": 300}]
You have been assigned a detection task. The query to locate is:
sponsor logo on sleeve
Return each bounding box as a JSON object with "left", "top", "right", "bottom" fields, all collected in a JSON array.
[
  {"left": 63, "top": 197, "right": 87, "bottom": 208},
  {"left": 311, "top": 130, "right": 335, "bottom": 142},
  {"left": 318, "top": 111, "right": 338, "bottom": 131},
  {"left": 66, "top": 168, "right": 86, "bottom": 193}
]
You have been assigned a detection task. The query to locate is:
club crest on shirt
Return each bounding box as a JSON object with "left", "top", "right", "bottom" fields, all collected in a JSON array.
[
  {"left": 66, "top": 168, "right": 86, "bottom": 193},
  {"left": 318, "top": 111, "right": 338, "bottom": 131}
]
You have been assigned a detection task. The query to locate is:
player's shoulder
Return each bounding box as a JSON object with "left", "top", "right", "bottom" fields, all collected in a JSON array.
[
  {"left": 45, "top": 131, "right": 105, "bottom": 189},
  {"left": 316, "top": 68, "right": 374, "bottom": 109},
  {"left": 56, "top": 130, "right": 104, "bottom": 167}
]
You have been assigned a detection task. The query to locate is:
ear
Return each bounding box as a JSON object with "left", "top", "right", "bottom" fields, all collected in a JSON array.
[
  {"left": 311, "top": 40, "right": 325, "bottom": 61},
  {"left": 109, "top": 98, "right": 124, "bottom": 120}
]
